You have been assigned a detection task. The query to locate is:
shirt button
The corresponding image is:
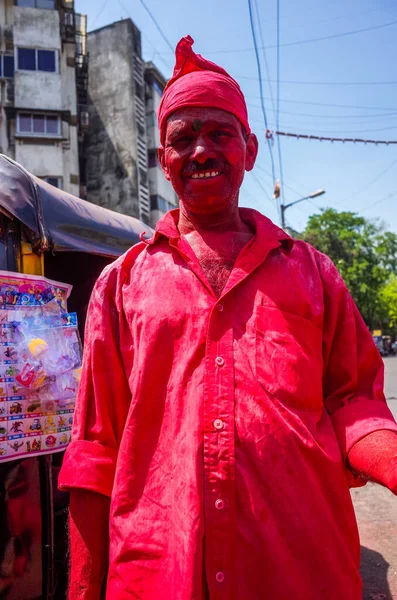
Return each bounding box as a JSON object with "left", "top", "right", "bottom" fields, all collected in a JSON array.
[
  {"left": 215, "top": 498, "right": 225, "bottom": 510},
  {"left": 216, "top": 303, "right": 224, "bottom": 312},
  {"left": 215, "top": 356, "right": 225, "bottom": 367},
  {"left": 215, "top": 571, "right": 225, "bottom": 583},
  {"left": 213, "top": 419, "right": 224, "bottom": 430}
]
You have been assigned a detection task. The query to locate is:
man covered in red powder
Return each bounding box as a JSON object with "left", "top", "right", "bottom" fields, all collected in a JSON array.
[{"left": 59, "top": 36, "right": 397, "bottom": 599}]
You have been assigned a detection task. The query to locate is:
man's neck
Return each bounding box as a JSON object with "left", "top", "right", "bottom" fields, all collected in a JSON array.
[{"left": 177, "top": 199, "right": 252, "bottom": 236}]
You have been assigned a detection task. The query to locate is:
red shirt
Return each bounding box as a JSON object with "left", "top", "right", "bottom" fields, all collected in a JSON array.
[{"left": 59, "top": 209, "right": 397, "bottom": 600}]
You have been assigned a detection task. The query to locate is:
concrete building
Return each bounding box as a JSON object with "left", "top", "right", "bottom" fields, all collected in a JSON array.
[
  {"left": 145, "top": 60, "right": 178, "bottom": 226},
  {"left": 0, "top": 0, "right": 88, "bottom": 196},
  {"left": 85, "top": 19, "right": 177, "bottom": 227}
]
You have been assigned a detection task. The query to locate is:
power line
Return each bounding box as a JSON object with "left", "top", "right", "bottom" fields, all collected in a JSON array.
[
  {"left": 254, "top": 0, "right": 276, "bottom": 114},
  {"left": 250, "top": 172, "right": 275, "bottom": 206},
  {"left": 275, "top": 0, "right": 285, "bottom": 213},
  {"left": 361, "top": 191, "right": 397, "bottom": 212},
  {"left": 247, "top": 0, "right": 278, "bottom": 198},
  {"left": 269, "top": 18, "right": 397, "bottom": 50},
  {"left": 245, "top": 95, "right": 397, "bottom": 112},
  {"left": 136, "top": 0, "right": 174, "bottom": 52},
  {"left": 253, "top": 0, "right": 283, "bottom": 213},
  {"left": 255, "top": 163, "right": 326, "bottom": 210},
  {"left": 272, "top": 130, "right": 397, "bottom": 145},
  {"left": 246, "top": 103, "right": 397, "bottom": 120},
  {"left": 237, "top": 75, "right": 397, "bottom": 86},
  {"left": 89, "top": 0, "right": 109, "bottom": 30},
  {"left": 266, "top": 123, "right": 397, "bottom": 134},
  {"left": 342, "top": 157, "right": 397, "bottom": 204},
  {"left": 116, "top": 0, "right": 172, "bottom": 71},
  {"left": 174, "top": 19, "right": 397, "bottom": 55}
]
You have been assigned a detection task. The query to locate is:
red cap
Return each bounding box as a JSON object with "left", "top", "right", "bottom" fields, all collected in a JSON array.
[{"left": 158, "top": 36, "right": 251, "bottom": 145}]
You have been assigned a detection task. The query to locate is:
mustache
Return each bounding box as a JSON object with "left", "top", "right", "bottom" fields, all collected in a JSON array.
[{"left": 183, "top": 160, "right": 228, "bottom": 176}]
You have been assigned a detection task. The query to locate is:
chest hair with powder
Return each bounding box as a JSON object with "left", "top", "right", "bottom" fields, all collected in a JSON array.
[{"left": 191, "top": 237, "right": 247, "bottom": 297}]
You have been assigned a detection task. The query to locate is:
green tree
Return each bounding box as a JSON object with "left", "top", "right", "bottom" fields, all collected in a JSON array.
[
  {"left": 379, "top": 276, "right": 397, "bottom": 330},
  {"left": 302, "top": 208, "right": 397, "bottom": 330}
]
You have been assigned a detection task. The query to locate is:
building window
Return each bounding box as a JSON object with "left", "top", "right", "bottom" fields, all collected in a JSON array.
[
  {"left": 153, "top": 81, "right": 163, "bottom": 96},
  {"left": 41, "top": 176, "right": 62, "bottom": 188},
  {"left": 150, "top": 195, "right": 174, "bottom": 213},
  {"left": 16, "top": 0, "right": 56, "bottom": 8},
  {"left": 38, "top": 49, "right": 56, "bottom": 71},
  {"left": 0, "top": 55, "right": 15, "bottom": 78},
  {"left": 17, "top": 48, "right": 57, "bottom": 72},
  {"left": 148, "top": 150, "right": 158, "bottom": 168},
  {"left": 17, "top": 113, "right": 61, "bottom": 136},
  {"left": 146, "top": 112, "right": 155, "bottom": 129}
]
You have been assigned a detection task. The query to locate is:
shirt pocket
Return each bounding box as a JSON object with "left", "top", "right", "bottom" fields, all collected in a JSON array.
[{"left": 255, "top": 305, "right": 323, "bottom": 411}]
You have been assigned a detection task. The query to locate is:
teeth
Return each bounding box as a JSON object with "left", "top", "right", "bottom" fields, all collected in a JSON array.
[{"left": 190, "top": 171, "right": 220, "bottom": 179}]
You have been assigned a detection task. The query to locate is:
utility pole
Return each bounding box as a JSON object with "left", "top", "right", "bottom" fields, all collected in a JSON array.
[{"left": 279, "top": 189, "right": 326, "bottom": 229}]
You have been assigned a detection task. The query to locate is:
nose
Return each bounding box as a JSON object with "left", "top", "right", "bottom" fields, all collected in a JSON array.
[{"left": 190, "top": 136, "right": 215, "bottom": 164}]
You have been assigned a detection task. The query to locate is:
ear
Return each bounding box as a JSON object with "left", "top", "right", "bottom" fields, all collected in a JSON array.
[
  {"left": 158, "top": 147, "right": 171, "bottom": 181},
  {"left": 245, "top": 133, "right": 259, "bottom": 172}
]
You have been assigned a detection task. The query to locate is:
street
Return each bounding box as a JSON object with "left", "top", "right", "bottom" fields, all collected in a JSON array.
[{"left": 352, "top": 356, "right": 397, "bottom": 600}]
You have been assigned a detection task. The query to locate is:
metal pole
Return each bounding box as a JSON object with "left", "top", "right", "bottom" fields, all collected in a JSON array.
[{"left": 281, "top": 203, "right": 286, "bottom": 229}]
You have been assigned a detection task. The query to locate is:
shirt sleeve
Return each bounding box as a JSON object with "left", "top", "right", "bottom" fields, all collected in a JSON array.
[
  {"left": 319, "top": 252, "right": 397, "bottom": 470},
  {"left": 58, "top": 260, "right": 132, "bottom": 498}
]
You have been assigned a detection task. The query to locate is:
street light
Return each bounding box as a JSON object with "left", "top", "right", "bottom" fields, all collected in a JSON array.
[{"left": 280, "top": 189, "right": 326, "bottom": 229}]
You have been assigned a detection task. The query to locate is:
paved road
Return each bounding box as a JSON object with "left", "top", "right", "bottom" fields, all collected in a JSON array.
[
  {"left": 352, "top": 356, "right": 397, "bottom": 600},
  {"left": 384, "top": 356, "right": 397, "bottom": 419}
]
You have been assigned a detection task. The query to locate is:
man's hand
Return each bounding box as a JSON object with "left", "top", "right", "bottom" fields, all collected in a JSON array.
[
  {"left": 348, "top": 429, "right": 397, "bottom": 494},
  {"left": 68, "top": 489, "right": 111, "bottom": 600}
]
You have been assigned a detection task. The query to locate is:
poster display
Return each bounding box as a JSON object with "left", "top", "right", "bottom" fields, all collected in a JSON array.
[{"left": 0, "top": 271, "right": 81, "bottom": 463}]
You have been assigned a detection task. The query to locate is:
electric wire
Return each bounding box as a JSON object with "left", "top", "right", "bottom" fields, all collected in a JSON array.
[
  {"left": 116, "top": 0, "right": 172, "bottom": 71},
  {"left": 341, "top": 157, "right": 397, "bottom": 204},
  {"left": 136, "top": 0, "right": 174, "bottom": 52},
  {"left": 361, "top": 191, "right": 397, "bottom": 212},
  {"left": 275, "top": 0, "right": 285, "bottom": 215},
  {"left": 255, "top": 164, "right": 326, "bottom": 209},
  {"left": 273, "top": 131, "right": 397, "bottom": 145},
  {"left": 237, "top": 75, "right": 397, "bottom": 86},
  {"left": 246, "top": 103, "right": 397, "bottom": 120},
  {"left": 250, "top": 172, "right": 276, "bottom": 205},
  {"left": 247, "top": 0, "right": 278, "bottom": 196},
  {"left": 253, "top": 0, "right": 283, "bottom": 213},
  {"left": 195, "top": 19, "right": 397, "bottom": 54},
  {"left": 268, "top": 124, "right": 397, "bottom": 134},
  {"left": 245, "top": 95, "right": 397, "bottom": 113},
  {"left": 254, "top": 0, "right": 276, "bottom": 115},
  {"left": 89, "top": 0, "right": 109, "bottom": 30}
]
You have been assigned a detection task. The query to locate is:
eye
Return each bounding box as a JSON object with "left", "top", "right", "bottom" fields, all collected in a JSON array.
[
  {"left": 212, "top": 130, "right": 232, "bottom": 139},
  {"left": 173, "top": 135, "right": 192, "bottom": 146}
]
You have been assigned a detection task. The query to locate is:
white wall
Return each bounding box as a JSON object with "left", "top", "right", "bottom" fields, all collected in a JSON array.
[
  {"left": 15, "top": 71, "right": 62, "bottom": 110},
  {"left": 16, "top": 140, "right": 63, "bottom": 175},
  {"left": 60, "top": 40, "right": 77, "bottom": 114},
  {"left": 11, "top": 4, "right": 80, "bottom": 196},
  {"left": 63, "top": 121, "right": 79, "bottom": 196},
  {"left": 13, "top": 6, "right": 61, "bottom": 49},
  {"left": 14, "top": 6, "right": 62, "bottom": 110}
]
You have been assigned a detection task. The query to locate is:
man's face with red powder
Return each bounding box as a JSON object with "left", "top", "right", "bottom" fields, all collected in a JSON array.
[{"left": 159, "top": 107, "right": 258, "bottom": 216}]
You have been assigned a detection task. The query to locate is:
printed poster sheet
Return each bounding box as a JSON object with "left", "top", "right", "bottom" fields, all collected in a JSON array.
[{"left": 0, "top": 271, "right": 81, "bottom": 463}]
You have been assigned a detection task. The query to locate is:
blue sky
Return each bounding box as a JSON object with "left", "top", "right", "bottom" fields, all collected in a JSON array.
[{"left": 76, "top": 0, "right": 397, "bottom": 233}]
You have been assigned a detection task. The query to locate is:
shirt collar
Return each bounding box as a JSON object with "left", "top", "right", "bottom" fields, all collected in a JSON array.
[{"left": 141, "top": 207, "right": 294, "bottom": 253}]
